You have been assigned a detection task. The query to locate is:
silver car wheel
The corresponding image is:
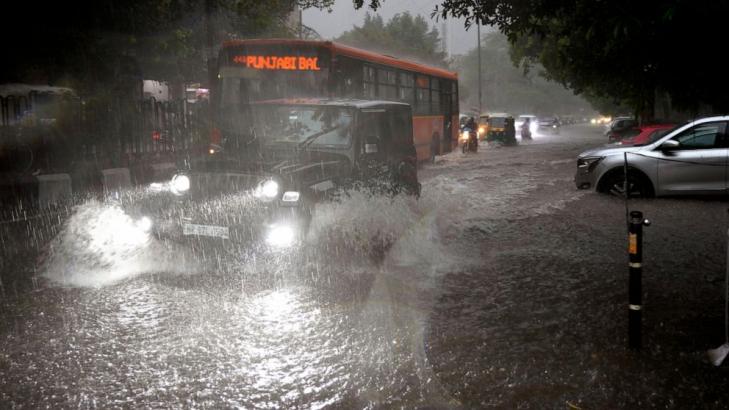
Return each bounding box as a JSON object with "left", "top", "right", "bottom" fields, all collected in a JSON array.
[{"left": 601, "top": 171, "right": 653, "bottom": 198}]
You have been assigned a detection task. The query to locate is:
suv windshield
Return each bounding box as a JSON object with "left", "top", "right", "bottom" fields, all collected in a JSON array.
[{"left": 251, "top": 105, "right": 354, "bottom": 147}]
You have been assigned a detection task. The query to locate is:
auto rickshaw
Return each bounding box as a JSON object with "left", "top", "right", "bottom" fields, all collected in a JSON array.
[{"left": 484, "top": 113, "right": 517, "bottom": 145}]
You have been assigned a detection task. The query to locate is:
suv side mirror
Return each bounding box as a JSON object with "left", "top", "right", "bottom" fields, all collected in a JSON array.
[
  {"left": 364, "top": 135, "right": 379, "bottom": 154},
  {"left": 659, "top": 139, "right": 680, "bottom": 151}
]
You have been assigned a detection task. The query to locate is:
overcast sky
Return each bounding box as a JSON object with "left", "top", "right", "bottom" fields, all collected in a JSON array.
[{"left": 302, "top": 0, "right": 483, "bottom": 55}]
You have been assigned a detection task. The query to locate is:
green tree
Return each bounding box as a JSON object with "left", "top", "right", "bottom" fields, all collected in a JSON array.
[
  {"left": 456, "top": 32, "right": 594, "bottom": 116},
  {"left": 0, "top": 0, "right": 337, "bottom": 91},
  {"left": 337, "top": 12, "right": 448, "bottom": 67},
  {"left": 428, "top": 0, "right": 729, "bottom": 120}
]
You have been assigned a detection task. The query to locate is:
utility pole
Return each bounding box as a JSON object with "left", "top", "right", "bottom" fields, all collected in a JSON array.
[
  {"left": 204, "top": 0, "right": 214, "bottom": 62},
  {"left": 299, "top": 7, "right": 303, "bottom": 39},
  {"left": 441, "top": 21, "right": 448, "bottom": 58},
  {"left": 477, "top": 21, "right": 482, "bottom": 116}
]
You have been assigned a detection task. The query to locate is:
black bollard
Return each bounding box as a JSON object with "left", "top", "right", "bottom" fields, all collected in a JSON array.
[{"left": 628, "top": 210, "right": 650, "bottom": 350}]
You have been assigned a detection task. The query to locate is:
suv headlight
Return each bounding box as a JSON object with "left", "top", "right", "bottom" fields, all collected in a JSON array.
[
  {"left": 254, "top": 179, "right": 279, "bottom": 200},
  {"left": 577, "top": 156, "right": 604, "bottom": 172},
  {"left": 170, "top": 174, "right": 190, "bottom": 195},
  {"left": 266, "top": 224, "right": 296, "bottom": 248}
]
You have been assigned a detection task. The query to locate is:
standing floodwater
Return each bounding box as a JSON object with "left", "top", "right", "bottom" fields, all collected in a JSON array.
[
  {"left": 3, "top": 126, "right": 729, "bottom": 407},
  {"left": 1, "top": 170, "right": 458, "bottom": 407}
]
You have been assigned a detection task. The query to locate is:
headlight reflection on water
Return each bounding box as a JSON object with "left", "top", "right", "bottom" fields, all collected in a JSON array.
[{"left": 250, "top": 289, "right": 301, "bottom": 323}]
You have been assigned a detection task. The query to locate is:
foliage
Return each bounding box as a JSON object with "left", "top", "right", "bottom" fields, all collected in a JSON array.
[
  {"left": 337, "top": 12, "right": 448, "bottom": 67},
  {"left": 0, "top": 0, "right": 338, "bottom": 91},
  {"left": 428, "top": 0, "right": 729, "bottom": 119},
  {"left": 455, "top": 32, "right": 594, "bottom": 117}
]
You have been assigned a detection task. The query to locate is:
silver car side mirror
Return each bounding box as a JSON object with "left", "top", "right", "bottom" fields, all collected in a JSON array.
[{"left": 659, "top": 139, "right": 680, "bottom": 151}]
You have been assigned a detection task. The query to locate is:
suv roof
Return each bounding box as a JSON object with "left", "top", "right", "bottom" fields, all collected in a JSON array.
[{"left": 255, "top": 98, "right": 409, "bottom": 109}]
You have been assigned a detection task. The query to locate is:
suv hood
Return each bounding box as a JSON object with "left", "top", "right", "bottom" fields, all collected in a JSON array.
[{"left": 186, "top": 149, "right": 351, "bottom": 197}]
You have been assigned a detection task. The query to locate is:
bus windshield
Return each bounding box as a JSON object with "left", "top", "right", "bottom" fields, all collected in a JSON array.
[
  {"left": 251, "top": 105, "right": 354, "bottom": 147},
  {"left": 219, "top": 66, "right": 328, "bottom": 104}
]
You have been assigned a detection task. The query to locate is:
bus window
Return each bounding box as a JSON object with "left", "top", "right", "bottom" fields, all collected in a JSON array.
[
  {"left": 416, "top": 76, "right": 430, "bottom": 115},
  {"left": 398, "top": 72, "right": 414, "bottom": 104},
  {"left": 431, "top": 78, "right": 441, "bottom": 113},
  {"left": 363, "top": 65, "right": 376, "bottom": 99},
  {"left": 378, "top": 69, "right": 397, "bottom": 101},
  {"left": 336, "top": 56, "right": 361, "bottom": 98},
  {"left": 451, "top": 81, "right": 458, "bottom": 112}
]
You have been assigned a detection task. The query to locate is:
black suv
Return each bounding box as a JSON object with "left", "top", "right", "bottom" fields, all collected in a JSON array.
[{"left": 135, "top": 99, "right": 420, "bottom": 249}]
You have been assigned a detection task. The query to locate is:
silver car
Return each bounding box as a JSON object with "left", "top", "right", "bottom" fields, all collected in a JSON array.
[{"left": 575, "top": 116, "right": 729, "bottom": 197}]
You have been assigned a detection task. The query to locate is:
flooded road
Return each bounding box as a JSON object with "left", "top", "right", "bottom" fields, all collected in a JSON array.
[{"left": 3, "top": 125, "right": 729, "bottom": 408}]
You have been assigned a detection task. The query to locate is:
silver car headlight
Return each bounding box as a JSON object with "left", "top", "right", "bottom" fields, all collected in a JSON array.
[
  {"left": 170, "top": 174, "right": 190, "bottom": 195},
  {"left": 577, "top": 156, "right": 604, "bottom": 172},
  {"left": 254, "top": 179, "right": 280, "bottom": 200}
]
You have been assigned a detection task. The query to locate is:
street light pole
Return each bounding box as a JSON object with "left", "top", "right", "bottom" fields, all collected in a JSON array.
[{"left": 477, "top": 21, "right": 482, "bottom": 116}]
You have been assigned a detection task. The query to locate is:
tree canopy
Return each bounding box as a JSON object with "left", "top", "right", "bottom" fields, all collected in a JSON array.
[
  {"left": 0, "top": 0, "right": 336, "bottom": 91},
  {"left": 427, "top": 0, "right": 729, "bottom": 118},
  {"left": 456, "top": 32, "right": 594, "bottom": 117},
  {"left": 336, "top": 12, "right": 448, "bottom": 67}
]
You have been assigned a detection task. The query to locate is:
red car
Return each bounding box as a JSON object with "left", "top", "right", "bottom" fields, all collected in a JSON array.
[{"left": 615, "top": 124, "right": 678, "bottom": 146}]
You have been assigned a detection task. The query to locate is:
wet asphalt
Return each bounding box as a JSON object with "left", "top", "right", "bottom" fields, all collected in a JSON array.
[{"left": 2, "top": 124, "right": 729, "bottom": 408}]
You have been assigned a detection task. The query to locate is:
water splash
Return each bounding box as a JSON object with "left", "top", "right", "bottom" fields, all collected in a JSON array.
[{"left": 40, "top": 200, "right": 189, "bottom": 287}]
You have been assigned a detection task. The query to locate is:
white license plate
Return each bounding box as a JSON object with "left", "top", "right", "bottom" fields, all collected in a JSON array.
[{"left": 183, "top": 223, "right": 230, "bottom": 239}]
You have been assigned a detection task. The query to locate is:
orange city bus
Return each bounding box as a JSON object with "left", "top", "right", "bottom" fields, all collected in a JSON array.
[{"left": 213, "top": 39, "right": 459, "bottom": 162}]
